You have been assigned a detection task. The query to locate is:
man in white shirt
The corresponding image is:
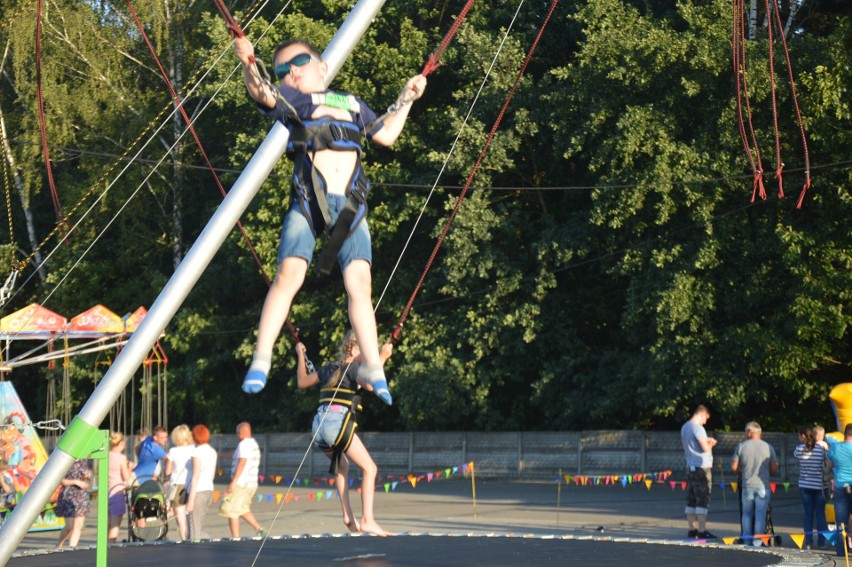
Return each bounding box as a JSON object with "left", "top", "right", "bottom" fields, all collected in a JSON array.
[{"left": 219, "top": 422, "right": 263, "bottom": 537}]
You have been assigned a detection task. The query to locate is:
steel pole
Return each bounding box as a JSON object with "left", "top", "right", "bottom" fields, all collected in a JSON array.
[{"left": 0, "top": 0, "right": 386, "bottom": 561}]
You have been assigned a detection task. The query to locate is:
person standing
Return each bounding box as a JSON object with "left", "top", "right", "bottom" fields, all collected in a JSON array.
[
  {"left": 220, "top": 422, "right": 263, "bottom": 537},
  {"left": 296, "top": 331, "right": 392, "bottom": 536},
  {"left": 681, "top": 405, "right": 717, "bottom": 539},
  {"left": 134, "top": 426, "right": 168, "bottom": 483},
  {"left": 233, "top": 35, "right": 426, "bottom": 405},
  {"left": 107, "top": 433, "right": 131, "bottom": 543},
  {"left": 731, "top": 421, "right": 779, "bottom": 547},
  {"left": 826, "top": 423, "right": 852, "bottom": 556},
  {"left": 186, "top": 424, "right": 217, "bottom": 541},
  {"left": 794, "top": 425, "right": 829, "bottom": 549},
  {"left": 56, "top": 459, "right": 92, "bottom": 548},
  {"left": 814, "top": 425, "right": 834, "bottom": 501},
  {"left": 164, "top": 424, "right": 195, "bottom": 541}
]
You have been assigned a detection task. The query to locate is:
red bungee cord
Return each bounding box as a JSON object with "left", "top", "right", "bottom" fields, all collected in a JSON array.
[
  {"left": 732, "top": 0, "right": 811, "bottom": 208},
  {"left": 127, "top": 0, "right": 303, "bottom": 342},
  {"left": 391, "top": 0, "right": 560, "bottom": 343},
  {"left": 421, "top": 0, "right": 477, "bottom": 78},
  {"left": 34, "top": 0, "right": 67, "bottom": 235}
]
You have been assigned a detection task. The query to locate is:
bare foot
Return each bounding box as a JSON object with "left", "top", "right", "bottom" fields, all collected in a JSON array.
[
  {"left": 359, "top": 519, "right": 390, "bottom": 537},
  {"left": 344, "top": 517, "right": 360, "bottom": 532}
]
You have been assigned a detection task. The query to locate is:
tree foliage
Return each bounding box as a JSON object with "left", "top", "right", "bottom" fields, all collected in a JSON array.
[{"left": 0, "top": 0, "right": 848, "bottom": 435}]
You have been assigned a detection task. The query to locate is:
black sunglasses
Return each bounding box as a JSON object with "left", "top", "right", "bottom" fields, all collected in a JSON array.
[{"left": 274, "top": 53, "right": 318, "bottom": 80}]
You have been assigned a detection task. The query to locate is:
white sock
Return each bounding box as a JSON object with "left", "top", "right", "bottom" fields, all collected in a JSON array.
[
  {"left": 248, "top": 352, "right": 272, "bottom": 374},
  {"left": 359, "top": 364, "right": 385, "bottom": 384}
]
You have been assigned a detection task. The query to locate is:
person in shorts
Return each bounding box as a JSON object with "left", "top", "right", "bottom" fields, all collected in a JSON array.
[
  {"left": 296, "top": 330, "right": 392, "bottom": 536},
  {"left": 681, "top": 404, "right": 718, "bottom": 539},
  {"left": 233, "top": 35, "right": 426, "bottom": 405},
  {"left": 220, "top": 422, "right": 263, "bottom": 537},
  {"left": 107, "top": 432, "right": 131, "bottom": 542}
]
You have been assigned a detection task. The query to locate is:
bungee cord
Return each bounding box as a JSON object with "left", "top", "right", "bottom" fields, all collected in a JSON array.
[
  {"left": 34, "top": 0, "right": 65, "bottom": 233},
  {"left": 372, "top": 0, "right": 527, "bottom": 322},
  {"left": 388, "top": 0, "right": 560, "bottom": 343},
  {"left": 732, "top": 0, "right": 811, "bottom": 208},
  {"left": 1, "top": 0, "right": 296, "bottom": 325}
]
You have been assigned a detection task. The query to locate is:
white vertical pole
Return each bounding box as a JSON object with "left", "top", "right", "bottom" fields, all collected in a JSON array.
[{"left": 0, "top": 0, "right": 386, "bottom": 561}]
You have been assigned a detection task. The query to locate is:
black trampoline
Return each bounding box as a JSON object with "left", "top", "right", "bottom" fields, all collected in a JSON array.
[{"left": 7, "top": 533, "right": 823, "bottom": 567}]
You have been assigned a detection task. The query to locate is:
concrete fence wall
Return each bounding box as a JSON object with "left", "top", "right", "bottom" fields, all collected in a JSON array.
[{"left": 208, "top": 430, "right": 805, "bottom": 482}]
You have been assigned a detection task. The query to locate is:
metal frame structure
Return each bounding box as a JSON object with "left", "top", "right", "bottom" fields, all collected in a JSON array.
[{"left": 0, "top": 0, "right": 387, "bottom": 561}]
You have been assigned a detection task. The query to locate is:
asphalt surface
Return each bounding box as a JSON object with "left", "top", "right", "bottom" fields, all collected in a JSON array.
[{"left": 4, "top": 479, "right": 840, "bottom": 566}]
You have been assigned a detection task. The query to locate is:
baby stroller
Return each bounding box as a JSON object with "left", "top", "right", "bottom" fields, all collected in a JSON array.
[{"left": 126, "top": 479, "right": 169, "bottom": 541}]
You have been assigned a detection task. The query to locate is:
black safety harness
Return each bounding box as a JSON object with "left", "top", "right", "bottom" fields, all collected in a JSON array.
[
  {"left": 318, "top": 386, "right": 362, "bottom": 475},
  {"left": 286, "top": 115, "right": 371, "bottom": 276},
  {"left": 248, "top": 59, "right": 412, "bottom": 277}
]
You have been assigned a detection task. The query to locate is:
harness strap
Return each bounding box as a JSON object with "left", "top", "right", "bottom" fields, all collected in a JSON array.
[
  {"left": 318, "top": 387, "right": 361, "bottom": 475},
  {"left": 289, "top": 119, "right": 366, "bottom": 242},
  {"left": 319, "top": 387, "right": 359, "bottom": 407},
  {"left": 325, "top": 410, "right": 358, "bottom": 475},
  {"left": 316, "top": 174, "right": 370, "bottom": 276}
]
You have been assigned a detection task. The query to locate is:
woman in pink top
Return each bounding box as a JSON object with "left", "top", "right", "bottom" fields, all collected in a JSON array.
[{"left": 107, "top": 432, "right": 131, "bottom": 542}]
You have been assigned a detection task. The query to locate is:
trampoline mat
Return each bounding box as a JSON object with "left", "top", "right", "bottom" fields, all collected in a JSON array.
[{"left": 8, "top": 534, "right": 788, "bottom": 567}]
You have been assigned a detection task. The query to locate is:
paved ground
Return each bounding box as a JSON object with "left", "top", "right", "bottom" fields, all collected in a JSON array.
[{"left": 4, "top": 478, "right": 841, "bottom": 565}]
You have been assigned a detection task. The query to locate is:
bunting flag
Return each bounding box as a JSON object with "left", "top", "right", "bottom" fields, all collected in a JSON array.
[
  {"left": 213, "top": 491, "right": 221, "bottom": 503},
  {"left": 789, "top": 533, "right": 805, "bottom": 549},
  {"left": 787, "top": 530, "right": 839, "bottom": 548},
  {"left": 644, "top": 479, "right": 653, "bottom": 490},
  {"left": 731, "top": 482, "right": 738, "bottom": 493},
  {"left": 723, "top": 537, "right": 739, "bottom": 545},
  {"left": 770, "top": 482, "right": 777, "bottom": 494}
]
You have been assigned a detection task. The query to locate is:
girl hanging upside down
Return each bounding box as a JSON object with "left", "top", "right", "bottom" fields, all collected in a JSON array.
[
  {"left": 233, "top": 35, "right": 427, "bottom": 405},
  {"left": 296, "top": 330, "right": 392, "bottom": 536}
]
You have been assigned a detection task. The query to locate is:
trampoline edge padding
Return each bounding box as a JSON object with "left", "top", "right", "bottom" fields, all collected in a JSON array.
[{"left": 9, "top": 532, "right": 832, "bottom": 567}]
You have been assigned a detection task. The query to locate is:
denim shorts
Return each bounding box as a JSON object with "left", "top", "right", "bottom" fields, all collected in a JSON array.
[
  {"left": 278, "top": 194, "right": 371, "bottom": 271},
  {"left": 311, "top": 406, "right": 348, "bottom": 450}
]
